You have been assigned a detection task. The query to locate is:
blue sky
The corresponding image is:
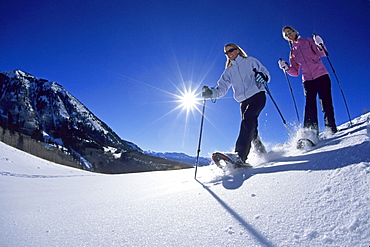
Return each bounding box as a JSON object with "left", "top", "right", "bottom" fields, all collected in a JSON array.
[{"left": 2, "top": 0, "right": 369, "bottom": 157}]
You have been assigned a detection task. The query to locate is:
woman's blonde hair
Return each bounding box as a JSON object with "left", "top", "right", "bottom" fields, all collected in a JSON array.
[
  {"left": 282, "top": 26, "right": 298, "bottom": 58},
  {"left": 224, "top": 43, "right": 248, "bottom": 68},
  {"left": 282, "top": 26, "right": 298, "bottom": 41}
]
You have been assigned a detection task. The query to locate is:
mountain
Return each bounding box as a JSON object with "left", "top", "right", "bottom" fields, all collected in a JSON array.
[
  {"left": 145, "top": 150, "right": 211, "bottom": 167},
  {"left": 1, "top": 113, "right": 369, "bottom": 246},
  {"left": 0, "top": 69, "right": 192, "bottom": 173}
]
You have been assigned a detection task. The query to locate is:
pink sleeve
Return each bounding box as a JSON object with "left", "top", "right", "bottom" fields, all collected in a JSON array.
[
  {"left": 286, "top": 57, "right": 300, "bottom": 77},
  {"left": 308, "top": 38, "right": 327, "bottom": 57}
]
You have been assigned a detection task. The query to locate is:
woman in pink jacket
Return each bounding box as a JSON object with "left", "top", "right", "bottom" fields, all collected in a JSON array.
[{"left": 279, "top": 26, "right": 337, "bottom": 134}]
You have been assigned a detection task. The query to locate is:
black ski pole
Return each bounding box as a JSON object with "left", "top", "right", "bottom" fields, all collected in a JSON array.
[
  {"left": 253, "top": 68, "right": 292, "bottom": 135},
  {"left": 194, "top": 98, "right": 206, "bottom": 179},
  {"left": 313, "top": 33, "right": 353, "bottom": 127},
  {"left": 279, "top": 58, "right": 300, "bottom": 123}
]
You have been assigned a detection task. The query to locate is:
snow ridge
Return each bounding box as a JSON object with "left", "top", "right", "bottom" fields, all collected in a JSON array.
[{"left": 1, "top": 112, "right": 369, "bottom": 246}]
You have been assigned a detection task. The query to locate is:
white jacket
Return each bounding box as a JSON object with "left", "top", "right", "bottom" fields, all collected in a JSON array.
[{"left": 213, "top": 55, "right": 270, "bottom": 102}]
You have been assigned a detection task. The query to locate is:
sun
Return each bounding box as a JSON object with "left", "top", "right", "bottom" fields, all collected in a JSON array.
[
  {"left": 174, "top": 84, "right": 202, "bottom": 115},
  {"left": 179, "top": 89, "right": 198, "bottom": 111}
]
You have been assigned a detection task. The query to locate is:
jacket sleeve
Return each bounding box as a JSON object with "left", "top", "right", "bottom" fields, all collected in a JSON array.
[
  {"left": 308, "top": 37, "right": 327, "bottom": 58},
  {"left": 286, "top": 56, "right": 301, "bottom": 77},
  {"left": 214, "top": 70, "right": 232, "bottom": 98}
]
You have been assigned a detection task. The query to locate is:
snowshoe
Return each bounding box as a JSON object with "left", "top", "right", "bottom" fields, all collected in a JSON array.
[
  {"left": 212, "top": 152, "right": 252, "bottom": 169},
  {"left": 296, "top": 128, "right": 318, "bottom": 150},
  {"left": 297, "top": 138, "right": 316, "bottom": 149}
]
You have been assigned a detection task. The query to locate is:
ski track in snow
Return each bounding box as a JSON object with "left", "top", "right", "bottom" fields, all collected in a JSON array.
[{"left": 0, "top": 113, "right": 369, "bottom": 246}]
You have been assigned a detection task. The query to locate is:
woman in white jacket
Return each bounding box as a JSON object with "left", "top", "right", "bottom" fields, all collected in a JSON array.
[{"left": 202, "top": 43, "right": 270, "bottom": 166}]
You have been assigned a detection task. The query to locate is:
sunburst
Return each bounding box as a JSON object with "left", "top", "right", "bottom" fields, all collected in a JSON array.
[{"left": 175, "top": 84, "right": 202, "bottom": 115}]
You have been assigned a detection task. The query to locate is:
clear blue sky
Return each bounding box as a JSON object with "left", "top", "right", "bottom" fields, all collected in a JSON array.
[{"left": 2, "top": 0, "right": 369, "bottom": 157}]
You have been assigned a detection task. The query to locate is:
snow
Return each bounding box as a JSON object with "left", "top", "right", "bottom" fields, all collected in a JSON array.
[{"left": 1, "top": 114, "right": 369, "bottom": 246}]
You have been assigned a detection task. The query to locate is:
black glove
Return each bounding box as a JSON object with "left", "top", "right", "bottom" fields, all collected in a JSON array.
[
  {"left": 253, "top": 68, "right": 268, "bottom": 84},
  {"left": 202, "top": 86, "right": 214, "bottom": 98}
]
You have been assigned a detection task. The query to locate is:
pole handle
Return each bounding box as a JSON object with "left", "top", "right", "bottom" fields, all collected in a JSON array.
[
  {"left": 279, "top": 58, "right": 288, "bottom": 74},
  {"left": 313, "top": 33, "right": 329, "bottom": 56}
]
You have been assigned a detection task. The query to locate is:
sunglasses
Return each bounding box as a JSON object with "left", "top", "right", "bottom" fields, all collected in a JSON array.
[
  {"left": 284, "top": 29, "right": 294, "bottom": 37},
  {"left": 224, "top": 48, "right": 238, "bottom": 54}
]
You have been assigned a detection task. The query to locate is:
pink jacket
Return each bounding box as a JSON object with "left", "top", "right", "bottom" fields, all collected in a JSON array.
[{"left": 286, "top": 37, "right": 328, "bottom": 82}]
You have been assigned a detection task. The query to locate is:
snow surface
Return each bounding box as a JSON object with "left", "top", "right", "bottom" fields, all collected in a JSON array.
[{"left": 1, "top": 113, "right": 369, "bottom": 246}]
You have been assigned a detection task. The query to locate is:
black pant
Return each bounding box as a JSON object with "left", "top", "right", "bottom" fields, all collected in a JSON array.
[
  {"left": 235, "top": 91, "right": 266, "bottom": 162},
  {"left": 303, "top": 74, "right": 337, "bottom": 131}
]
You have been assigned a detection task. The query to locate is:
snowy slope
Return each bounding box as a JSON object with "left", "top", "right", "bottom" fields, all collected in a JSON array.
[{"left": 1, "top": 113, "right": 369, "bottom": 246}]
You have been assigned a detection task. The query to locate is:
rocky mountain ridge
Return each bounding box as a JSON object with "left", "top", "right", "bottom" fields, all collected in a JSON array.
[{"left": 0, "top": 70, "right": 192, "bottom": 173}]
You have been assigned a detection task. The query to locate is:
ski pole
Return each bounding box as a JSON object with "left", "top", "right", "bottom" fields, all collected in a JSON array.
[
  {"left": 279, "top": 58, "right": 300, "bottom": 123},
  {"left": 313, "top": 33, "right": 353, "bottom": 127},
  {"left": 253, "top": 69, "right": 292, "bottom": 135},
  {"left": 194, "top": 98, "right": 206, "bottom": 179}
]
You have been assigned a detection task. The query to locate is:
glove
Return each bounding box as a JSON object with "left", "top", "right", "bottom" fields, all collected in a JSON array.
[
  {"left": 253, "top": 69, "right": 268, "bottom": 85},
  {"left": 201, "top": 86, "right": 214, "bottom": 98},
  {"left": 313, "top": 34, "right": 324, "bottom": 46},
  {"left": 278, "top": 59, "right": 288, "bottom": 70},
  {"left": 255, "top": 73, "right": 267, "bottom": 85}
]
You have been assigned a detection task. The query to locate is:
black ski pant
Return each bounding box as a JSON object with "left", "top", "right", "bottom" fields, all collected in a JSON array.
[
  {"left": 303, "top": 74, "right": 337, "bottom": 132},
  {"left": 235, "top": 91, "right": 266, "bottom": 162}
]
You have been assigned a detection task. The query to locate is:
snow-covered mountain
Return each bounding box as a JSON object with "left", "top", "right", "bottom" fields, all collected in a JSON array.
[
  {"left": 0, "top": 70, "right": 192, "bottom": 173},
  {"left": 145, "top": 150, "right": 211, "bottom": 167},
  {"left": 0, "top": 70, "right": 139, "bottom": 150},
  {"left": 1, "top": 113, "right": 369, "bottom": 246}
]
